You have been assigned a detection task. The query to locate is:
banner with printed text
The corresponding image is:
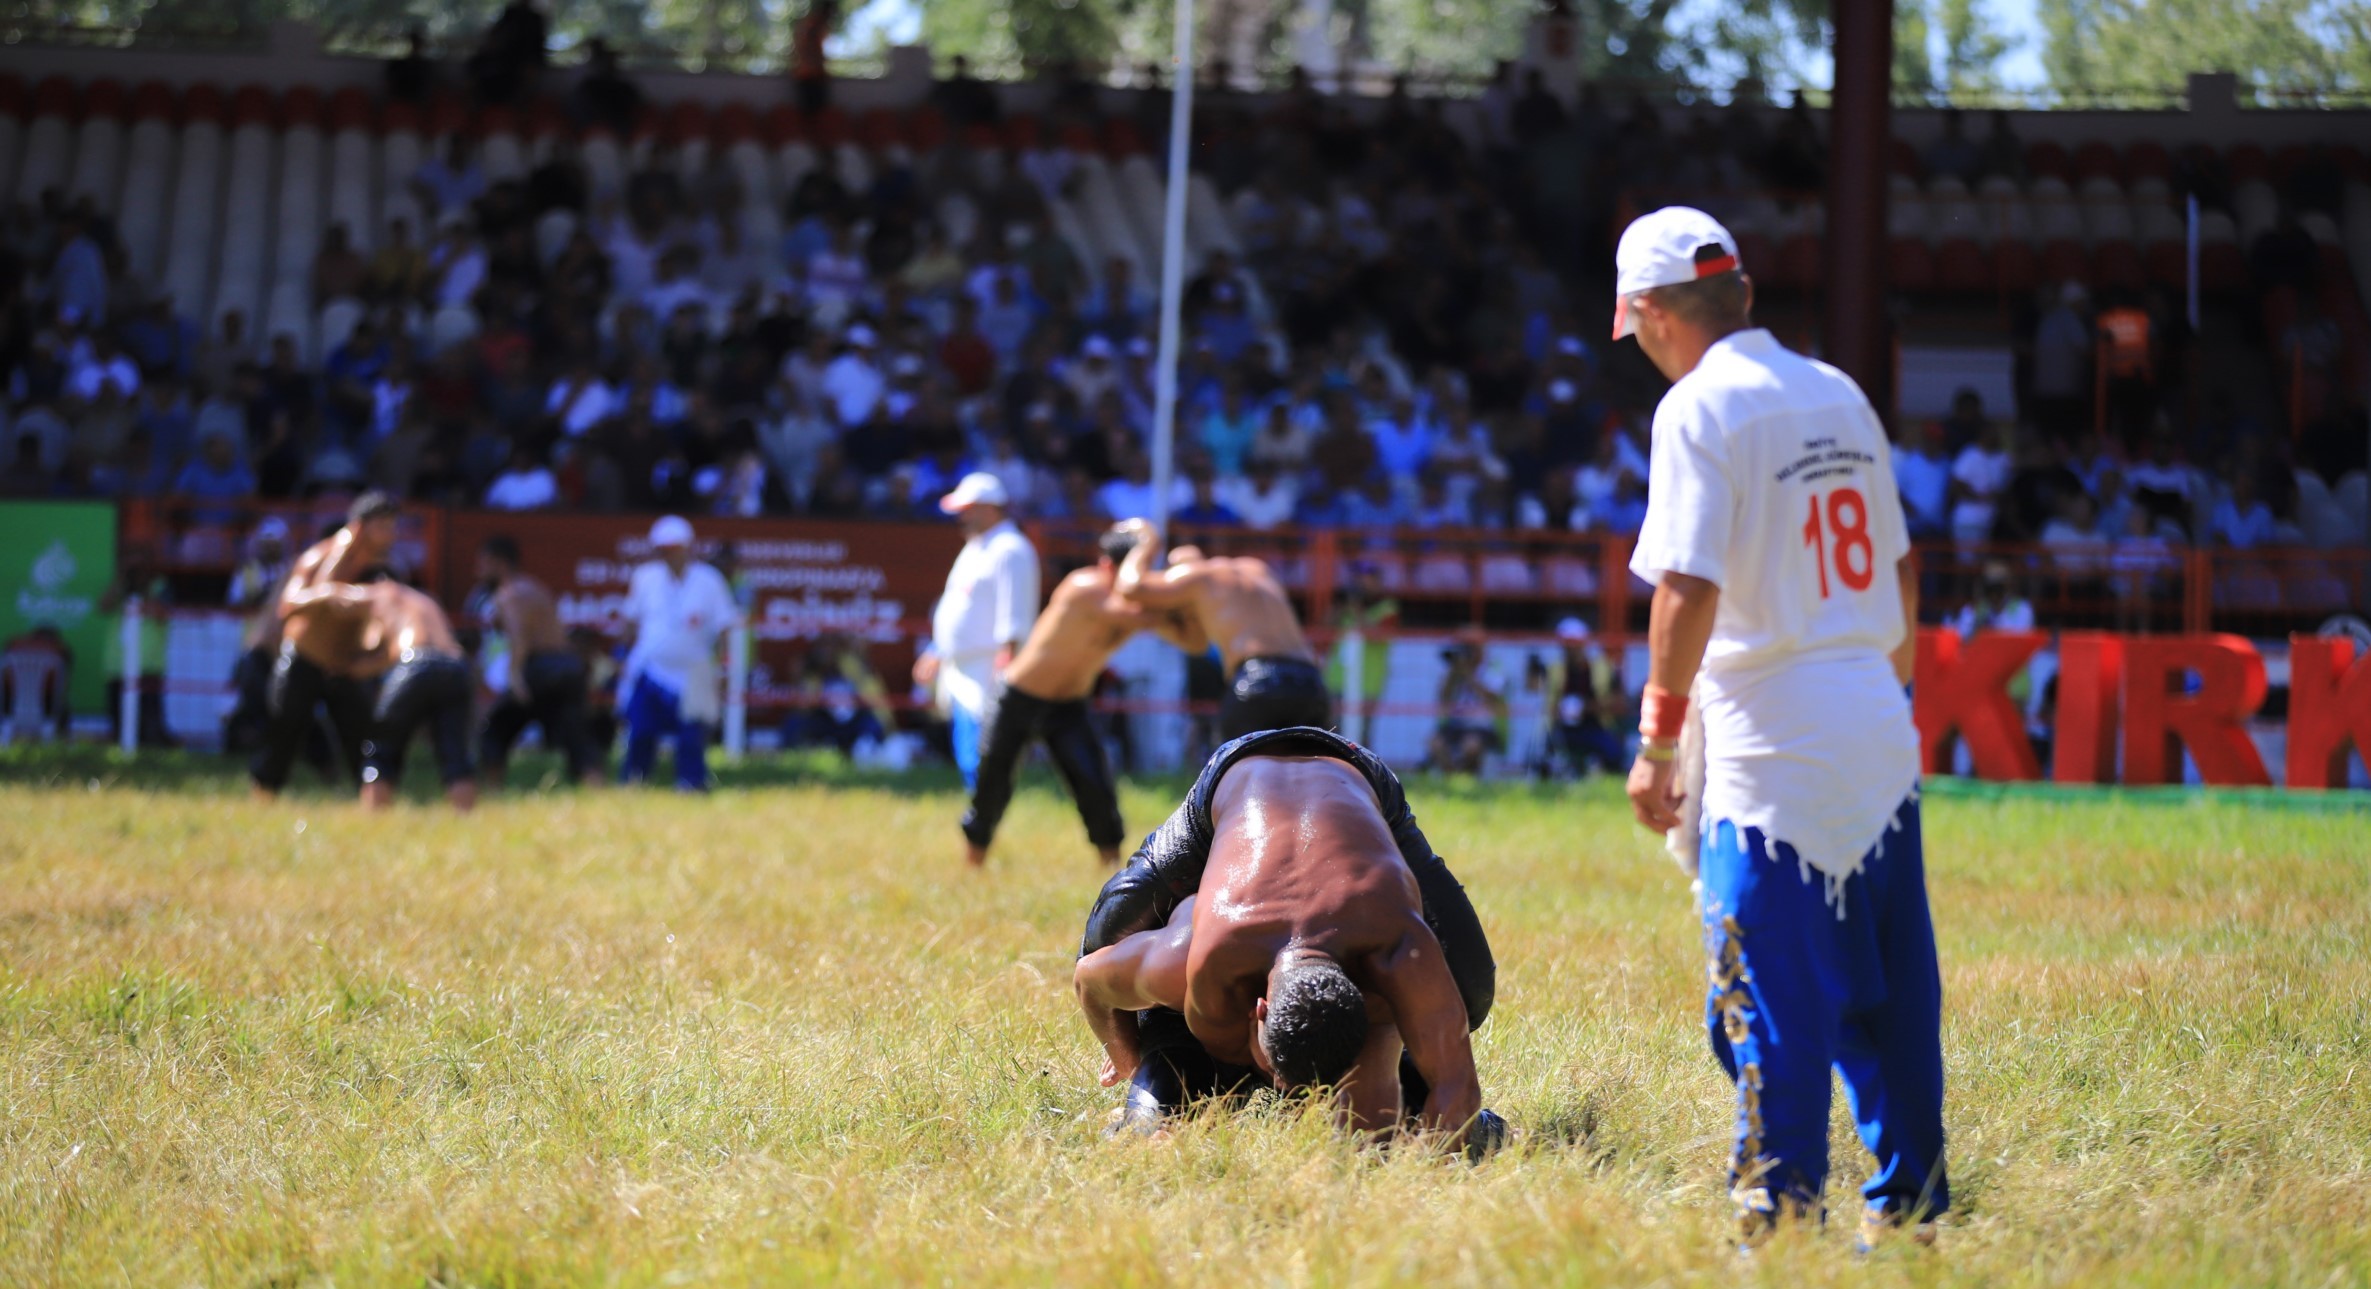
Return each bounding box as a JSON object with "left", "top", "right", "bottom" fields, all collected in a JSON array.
[
  {"left": 435, "top": 513, "right": 966, "bottom": 709},
  {"left": 0, "top": 501, "right": 119, "bottom": 713}
]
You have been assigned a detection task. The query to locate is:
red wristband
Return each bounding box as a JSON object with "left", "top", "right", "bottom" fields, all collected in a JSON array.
[{"left": 1642, "top": 683, "right": 1689, "bottom": 742}]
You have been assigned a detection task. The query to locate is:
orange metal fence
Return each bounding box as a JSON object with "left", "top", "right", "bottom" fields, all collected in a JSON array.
[{"left": 118, "top": 500, "right": 2367, "bottom": 646}]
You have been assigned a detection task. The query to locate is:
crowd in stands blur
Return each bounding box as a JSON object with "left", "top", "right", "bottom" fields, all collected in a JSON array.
[{"left": 1, "top": 14, "right": 2366, "bottom": 623}]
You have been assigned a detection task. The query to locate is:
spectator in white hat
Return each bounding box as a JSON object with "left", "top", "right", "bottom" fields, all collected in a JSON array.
[
  {"left": 618, "top": 514, "right": 742, "bottom": 790},
  {"left": 914, "top": 472, "right": 1038, "bottom": 790}
]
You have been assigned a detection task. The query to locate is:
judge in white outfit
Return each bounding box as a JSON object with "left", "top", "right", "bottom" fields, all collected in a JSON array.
[
  {"left": 619, "top": 515, "right": 742, "bottom": 790},
  {"left": 1615, "top": 207, "right": 1946, "bottom": 1245},
  {"left": 914, "top": 472, "right": 1039, "bottom": 791}
]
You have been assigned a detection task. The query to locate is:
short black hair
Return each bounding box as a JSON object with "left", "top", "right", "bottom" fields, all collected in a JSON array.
[
  {"left": 1096, "top": 526, "right": 1143, "bottom": 564},
  {"left": 481, "top": 535, "right": 522, "bottom": 567},
  {"left": 1263, "top": 956, "right": 1368, "bottom": 1089},
  {"left": 347, "top": 491, "right": 401, "bottom": 527}
]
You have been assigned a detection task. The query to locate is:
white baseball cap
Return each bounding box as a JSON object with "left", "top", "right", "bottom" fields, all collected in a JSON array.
[
  {"left": 938, "top": 471, "right": 1009, "bottom": 513},
  {"left": 1555, "top": 616, "right": 1591, "bottom": 642},
  {"left": 844, "top": 323, "right": 878, "bottom": 348},
  {"left": 649, "top": 515, "right": 695, "bottom": 547},
  {"left": 1612, "top": 206, "right": 1742, "bottom": 340},
  {"left": 1081, "top": 333, "right": 1114, "bottom": 359}
]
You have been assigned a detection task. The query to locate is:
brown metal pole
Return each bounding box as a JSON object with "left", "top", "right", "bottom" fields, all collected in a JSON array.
[{"left": 1824, "top": 0, "right": 1894, "bottom": 416}]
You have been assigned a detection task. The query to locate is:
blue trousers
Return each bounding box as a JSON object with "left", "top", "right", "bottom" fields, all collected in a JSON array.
[
  {"left": 1698, "top": 791, "right": 1948, "bottom": 1235},
  {"left": 620, "top": 675, "right": 709, "bottom": 790},
  {"left": 951, "top": 700, "right": 982, "bottom": 791}
]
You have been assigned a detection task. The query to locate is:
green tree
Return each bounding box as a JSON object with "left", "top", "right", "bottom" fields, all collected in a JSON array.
[
  {"left": 2041, "top": 0, "right": 2371, "bottom": 95},
  {"left": 923, "top": 0, "right": 1126, "bottom": 75},
  {"left": 1894, "top": 0, "right": 1937, "bottom": 97},
  {"left": 1936, "top": 0, "right": 2016, "bottom": 93},
  {"left": 1895, "top": 0, "right": 2018, "bottom": 99}
]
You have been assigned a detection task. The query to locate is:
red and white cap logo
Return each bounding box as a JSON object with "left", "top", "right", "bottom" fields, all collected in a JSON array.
[{"left": 1611, "top": 206, "right": 1742, "bottom": 340}]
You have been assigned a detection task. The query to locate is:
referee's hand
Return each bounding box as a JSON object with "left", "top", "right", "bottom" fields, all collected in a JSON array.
[{"left": 1627, "top": 752, "right": 1684, "bottom": 834}]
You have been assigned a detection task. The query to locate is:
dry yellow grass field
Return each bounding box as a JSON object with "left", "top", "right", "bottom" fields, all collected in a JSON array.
[{"left": 0, "top": 755, "right": 2365, "bottom": 1286}]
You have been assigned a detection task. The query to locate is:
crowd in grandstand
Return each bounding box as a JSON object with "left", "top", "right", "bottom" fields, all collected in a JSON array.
[{"left": 0, "top": 40, "right": 2364, "bottom": 579}]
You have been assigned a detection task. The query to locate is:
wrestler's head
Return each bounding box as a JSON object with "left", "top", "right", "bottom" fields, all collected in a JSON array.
[
  {"left": 1252, "top": 949, "right": 1369, "bottom": 1091},
  {"left": 478, "top": 534, "right": 522, "bottom": 584},
  {"left": 1095, "top": 525, "right": 1140, "bottom": 567},
  {"left": 346, "top": 491, "right": 401, "bottom": 559}
]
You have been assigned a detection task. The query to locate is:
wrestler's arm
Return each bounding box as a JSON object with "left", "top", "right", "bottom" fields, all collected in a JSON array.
[
  {"left": 1098, "top": 596, "right": 1208, "bottom": 654},
  {"left": 1370, "top": 919, "right": 1482, "bottom": 1138},
  {"left": 282, "top": 584, "right": 376, "bottom": 618},
  {"left": 1113, "top": 524, "right": 1203, "bottom": 609},
  {"left": 1074, "top": 896, "right": 1194, "bottom": 1085},
  {"left": 274, "top": 547, "right": 329, "bottom": 619}
]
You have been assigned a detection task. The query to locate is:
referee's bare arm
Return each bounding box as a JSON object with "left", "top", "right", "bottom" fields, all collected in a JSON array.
[{"left": 1627, "top": 572, "right": 1720, "bottom": 833}]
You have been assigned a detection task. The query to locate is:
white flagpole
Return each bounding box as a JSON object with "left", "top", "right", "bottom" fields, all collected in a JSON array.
[{"left": 1148, "top": 0, "right": 1196, "bottom": 539}]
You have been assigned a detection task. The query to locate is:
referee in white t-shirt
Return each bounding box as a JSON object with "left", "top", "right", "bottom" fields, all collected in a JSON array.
[{"left": 1614, "top": 208, "right": 1946, "bottom": 1246}]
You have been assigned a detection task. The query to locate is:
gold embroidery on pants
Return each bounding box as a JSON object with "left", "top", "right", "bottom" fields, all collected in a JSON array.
[{"left": 1708, "top": 912, "right": 1779, "bottom": 1238}]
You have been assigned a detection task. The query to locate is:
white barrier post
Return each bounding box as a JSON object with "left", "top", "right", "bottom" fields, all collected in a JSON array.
[
  {"left": 118, "top": 596, "right": 140, "bottom": 756},
  {"left": 723, "top": 624, "right": 750, "bottom": 761},
  {"left": 1341, "top": 627, "right": 1365, "bottom": 746}
]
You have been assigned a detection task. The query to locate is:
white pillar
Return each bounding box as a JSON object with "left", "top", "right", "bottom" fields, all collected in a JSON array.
[
  {"left": 118, "top": 596, "right": 140, "bottom": 756},
  {"left": 1148, "top": 0, "right": 1197, "bottom": 540},
  {"left": 724, "top": 625, "right": 750, "bottom": 761}
]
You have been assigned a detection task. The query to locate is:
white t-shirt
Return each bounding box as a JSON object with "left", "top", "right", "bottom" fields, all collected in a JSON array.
[
  {"left": 929, "top": 520, "right": 1040, "bottom": 717},
  {"left": 622, "top": 560, "right": 742, "bottom": 723},
  {"left": 1629, "top": 329, "right": 1918, "bottom": 882},
  {"left": 1949, "top": 444, "right": 2011, "bottom": 541}
]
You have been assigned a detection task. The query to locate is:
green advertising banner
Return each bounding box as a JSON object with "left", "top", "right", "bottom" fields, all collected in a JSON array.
[{"left": 0, "top": 502, "right": 118, "bottom": 713}]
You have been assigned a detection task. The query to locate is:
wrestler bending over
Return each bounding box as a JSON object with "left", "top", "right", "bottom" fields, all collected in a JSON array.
[
  {"left": 1074, "top": 727, "right": 1503, "bottom": 1151},
  {"left": 1110, "top": 520, "right": 1332, "bottom": 740},
  {"left": 963, "top": 526, "right": 1207, "bottom": 866}
]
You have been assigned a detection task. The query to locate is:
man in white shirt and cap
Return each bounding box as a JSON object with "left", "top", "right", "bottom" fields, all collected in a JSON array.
[
  {"left": 915, "top": 473, "right": 1039, "bottom": 791},
  {"left": 618, "top": 514, "right": 742, "bottom": 790},
  {"left": 1613, "top": 207, "right": 1945, "bottom": 1246}
]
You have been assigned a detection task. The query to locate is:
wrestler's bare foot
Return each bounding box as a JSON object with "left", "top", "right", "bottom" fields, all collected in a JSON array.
[
  {"left": 360, "top": 782, "right": 395, "bottom": 810},
  {"left": 1097, "top": 845, "right": 1122, "bottom": 865},
  {"left": 964, "top": 842, "right": 989, "bottom": 867},
  {"left": 251, "top": 784, "right": 278, "bottom": 803},
  {"left": 446, "top": 780, "right": 478, "bottom": 812}
]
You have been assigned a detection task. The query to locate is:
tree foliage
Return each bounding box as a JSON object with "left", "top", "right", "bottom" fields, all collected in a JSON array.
[
  {"left": 1894, "top": 0, "right": 2019, "bottom": 98},
  {"left": 2039, "top": 0, "right": 2371, "bottom": 94},
  {"left": 43, "top": 0, "right": 2371, "bottom": 100}
]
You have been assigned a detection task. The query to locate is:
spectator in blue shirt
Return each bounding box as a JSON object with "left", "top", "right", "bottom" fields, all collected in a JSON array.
[
  {"left": 49, "top": 214, "right": 109, "bottom": 327},
  {"left": 119, "top": 296, "right": 196, "bottom": 379},
  {"left": 2208, "top": 473, "right": 2280, "bottom": 549},
  {"left": 172, "top": 431, "right": 258, "bottom": 524},
  {"left": 1894, "top": 420, "right": 1953, "bottom": 540},
  {"left": 1196, "top": 383, "right": 1261, "bottom": 478},
  {"left": 1172, "top": 466, "right": 1244, "bottom": 528},
  {"left": 1367, "top": 395, "right": 1433, "bottom": 482}
]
